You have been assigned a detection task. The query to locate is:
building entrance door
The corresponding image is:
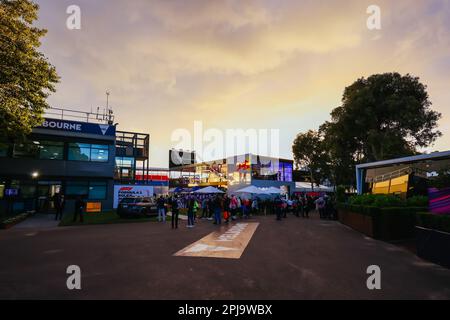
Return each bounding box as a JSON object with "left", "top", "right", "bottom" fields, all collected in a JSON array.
[{"left": 37, "top": 181, "right": 62, "bottom": 213}]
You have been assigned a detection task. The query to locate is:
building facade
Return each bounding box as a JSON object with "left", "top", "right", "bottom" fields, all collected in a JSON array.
[
  {"left": 169, "top": 153, "right": 295, "bottom": 195},
  {"left": 0, "top": 108, "right": 167, "bottom": 217}
]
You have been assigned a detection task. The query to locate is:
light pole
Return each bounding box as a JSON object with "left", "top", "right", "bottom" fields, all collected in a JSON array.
[{"left": 31, "top": 171, "right": 39, "bottom": 213}]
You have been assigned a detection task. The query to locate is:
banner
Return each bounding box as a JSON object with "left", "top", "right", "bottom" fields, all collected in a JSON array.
[
  {"left": 38, "top": 118, "right": 116, "bottom": 136},
  {"left": 113, "top": 185, "right": 154, "bottom": 208}
]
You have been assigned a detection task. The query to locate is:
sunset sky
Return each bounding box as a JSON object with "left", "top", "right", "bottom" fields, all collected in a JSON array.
[{"left": 35, "top": 0, "right": 450, "bottom": 167}]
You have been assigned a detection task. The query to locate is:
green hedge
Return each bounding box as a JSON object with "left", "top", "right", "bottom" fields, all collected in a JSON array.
[
  {"left": 416, "top": 212, "right": 450, "bottom": 234},
  {"left": 348, "top": 194, "right": 428, "bottom": 208}
]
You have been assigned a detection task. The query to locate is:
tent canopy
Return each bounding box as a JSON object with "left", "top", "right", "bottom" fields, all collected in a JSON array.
[
  {"left": 264, "top": 186, "right": 281, "bottom": 194},
  {"left": 194, "top": 186, "right": 224, "bottom": 194},
  {"left": 295, "top": 182, "right": 334, "bottom": 192},
  {"left": 235, "top": 185, "right": 268, "bottom": 194}
]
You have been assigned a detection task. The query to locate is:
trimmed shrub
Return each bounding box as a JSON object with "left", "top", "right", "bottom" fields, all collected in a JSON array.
[
  {"left": 406, "top": 196, "right": 428, "bottom": 207},
  {"left": 337, "top": 203, "right": 427, "bottom": 240},
  {"left": 336, "top": 185, "right": 347, "bottom": 203},
  {"left": 349, "top": 194, "right": 403, "bottom": 208}
]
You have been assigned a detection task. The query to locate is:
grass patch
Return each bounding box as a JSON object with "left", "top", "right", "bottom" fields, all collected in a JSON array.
[{"left": 59, "top": 210, "right": 170, "bottom": 227}]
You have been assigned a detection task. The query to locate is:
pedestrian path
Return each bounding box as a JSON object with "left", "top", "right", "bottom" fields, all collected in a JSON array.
[
  {"left": 166, "top": 212, "right": 187, "bottom": 220},
  {"left": 14, "top": 213, "right": 60, "bottom": 229}
]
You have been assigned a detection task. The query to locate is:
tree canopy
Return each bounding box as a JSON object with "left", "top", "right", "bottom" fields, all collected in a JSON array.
[
  {"left": 293, "top": 72, "right": 442, "bottom": 187},
  {"left": 0, "top": 0, "right": 59, "bottom": 140},
  {"left": 292, "top": 130, "right": 329, "bottom": 188}
]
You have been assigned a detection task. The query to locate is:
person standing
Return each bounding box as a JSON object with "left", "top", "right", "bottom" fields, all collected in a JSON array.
[
  {"left": 213, "top": 196, "right": 222, "bottom": 225},
  {"left": 157, "top": 196, "right": 166, "bottom": 222},
  {"left": 187, "top": 198, "right": 195, "bottom": 228},
  {"left": 230, "top": 195, "right": 238, "bottom": 220},
  {"left": 223, "top": 195, "right": 231, "bottom": 223},
  {"left": 201, "top": 197, "right": 208, "bottom": 219},
  {"left": 171, "top": 196, "right": 180, "bottom": 229},
  {"left": 303, "top": 195, "right": 310, "bottom": 218},
  {"left": 73, "top": 196, "right": 85, "bottom": 223},
  {"left": 315, "top": 196, "right": 326, "bottom": 219},
  {"left": 53, "top": 192, "right": 64, "bottom": 221},
  {"left": 274, "top": 196, "right": 283, "bottom": 221},
  {"left": 207, "top": 197, "right": 213, "bottom": 220},
  {"left": 251, "top": 197, "right": 259, "bottom": 216}
]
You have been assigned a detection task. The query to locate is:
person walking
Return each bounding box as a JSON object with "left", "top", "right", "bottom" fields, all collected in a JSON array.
[
  {"left": 157, "top": 196, "right": 166, "bottom": 222},
  {"left": 171, "top": 196, "right": 180, "bottom": 229},
  {"left": 73, "top": 196, "right": 85, "bottom": 223}
]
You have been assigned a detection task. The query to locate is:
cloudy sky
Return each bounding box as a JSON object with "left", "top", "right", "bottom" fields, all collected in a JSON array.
[{"left": 35, "top": 0, "right": 450, "bottom": 167}]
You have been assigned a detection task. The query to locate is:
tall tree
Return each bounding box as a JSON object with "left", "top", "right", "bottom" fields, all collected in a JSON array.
[
  {"left": 0, "top": 0, "right": 59, "bottom": 140},
  {"left": 321, "top": 72, "right": 441, "bottom": 186},
  {"left": 292, "top": 130, "right": 329, "bottom": 190}
]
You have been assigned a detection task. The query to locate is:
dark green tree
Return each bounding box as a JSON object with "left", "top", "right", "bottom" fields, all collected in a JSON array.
[
  {"left": 0, "top": 0, "right": 59, "bottom": 140},
  {"left": 292, "top": 130, "right": 329, "bottom": 190},
  {"left": 321, "top": 72, "right": 441, "bottom": 186}
]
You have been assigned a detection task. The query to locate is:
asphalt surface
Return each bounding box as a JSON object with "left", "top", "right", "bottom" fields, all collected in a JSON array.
[{"left": 1, "top": 214, "right": 450, "bottom": 300}]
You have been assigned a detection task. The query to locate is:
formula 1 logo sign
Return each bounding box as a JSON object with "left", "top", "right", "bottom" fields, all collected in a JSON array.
[
  {"left": 113, "top": 185, "right": 154, "bottom": 208},
  {"left": 175, "top": 223, "right": 259, "bottom": 259}
]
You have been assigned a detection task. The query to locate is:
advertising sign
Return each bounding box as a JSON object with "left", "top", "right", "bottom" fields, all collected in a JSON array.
[
  {"left": 113, "top": 185, "right": 154, "bottom": 208},
  {"left": 169, "top": 149, "right": 196, "bottom": 168},
  {"left": 86, "top": 202, "right": 102, "bottom": 213},
  {"left": 37, "top": 118, "right": 116, "bottom": 136}
]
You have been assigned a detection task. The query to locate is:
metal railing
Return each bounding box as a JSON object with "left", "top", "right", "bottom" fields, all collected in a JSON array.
[
  {"left": 367, "top": 166, "right": 429, "bottom": 183},
  {"left": 44, "top": 107, "right": 114, "bottom": 125}
]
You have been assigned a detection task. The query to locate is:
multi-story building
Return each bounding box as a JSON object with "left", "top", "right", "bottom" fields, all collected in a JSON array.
[
  {"left": 0, "top": 108, "right": 167, "bottom": 217},
  {"left": 169, "top": 153, "right": 295, "bottom": 195}
]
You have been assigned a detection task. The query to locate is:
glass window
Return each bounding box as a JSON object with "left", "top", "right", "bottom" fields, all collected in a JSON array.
[
  {"left": 283, "top": 162, "right": 293, "bottom": 182},
  {"left": 88, "top": 181, "right": 107, "bottom": 200},
  {"left": 0, "top": 142, "right": 9, "bottom": 157},
  {"left": 13, "top": 142, "right": 40, "bottom": 158},
  {"left": 20, "top": 185, "right": 36, "bottom": 199},
  {"left": 68, "top": 143, "right": 109, "bottom": 162},
  {"left": 39, "top": 141, "right": 64, "bottom": 160},
  {"left": 115, "top": 157, "right": 135, "bottom": 168},
  {"left": 68, "top": 143, "right": 91, "bottom": 161},
  {"left": 66, "top": 181, "right": 89, "bottom": 196},
  {"left": 91, "top": 145, "right": 109, "bottom": 162},
  {"left": 0, "top": 184, "right": 5, "bottom": 199}
]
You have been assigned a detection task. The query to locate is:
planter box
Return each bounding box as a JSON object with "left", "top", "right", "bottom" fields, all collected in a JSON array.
[
  {"left": 339, "top": 208, "right": 374, "bottom": 238},
  {"left": 338, "top": 205, "right": 423, "bottom": 241},
  {"left": 416, "top": 226, "right": 450, "bottom": 269},
  {"left": 0, "top": 213, "right": 30, "bottom": 230}
]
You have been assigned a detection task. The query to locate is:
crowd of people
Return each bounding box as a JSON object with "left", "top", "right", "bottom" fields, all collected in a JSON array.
[{"left": 156, "top": 193, "right": 337, "bottom": 229}]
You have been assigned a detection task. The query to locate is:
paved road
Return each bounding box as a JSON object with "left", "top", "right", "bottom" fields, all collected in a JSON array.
[{"left": 1, "top": 215, "right": 449, "bottom": 299}]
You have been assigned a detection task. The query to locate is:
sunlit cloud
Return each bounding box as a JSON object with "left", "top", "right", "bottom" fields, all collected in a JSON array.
[{"left": 35, "top": 0, "right": 450, "bottom": 166}]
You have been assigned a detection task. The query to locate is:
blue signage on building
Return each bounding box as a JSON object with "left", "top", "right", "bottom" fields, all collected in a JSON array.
[{"left": 38, "top": 118, "right": 116, "bottom": 136}]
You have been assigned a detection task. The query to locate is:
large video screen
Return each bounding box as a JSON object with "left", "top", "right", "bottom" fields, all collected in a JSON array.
[{"left": 169, "top": 150, "right": 196, "bottom": 168}]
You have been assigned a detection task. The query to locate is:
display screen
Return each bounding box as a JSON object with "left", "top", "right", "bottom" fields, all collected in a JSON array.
[{"left": 5, "top": 189, "right": 19, "bottom": 197}]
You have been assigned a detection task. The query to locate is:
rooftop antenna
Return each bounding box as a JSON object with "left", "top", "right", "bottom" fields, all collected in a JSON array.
[
  {"left": 106, "top": 90, "right": 114, "bottom": 125},
  {"left": 106, "top": 90, "right": 110, "bottom": 111}
]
